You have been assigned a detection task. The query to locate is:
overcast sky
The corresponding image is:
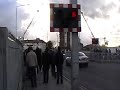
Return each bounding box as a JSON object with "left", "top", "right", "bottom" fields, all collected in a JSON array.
[{"left": 0, "top": 0, "right": 120, "bottom": 47}]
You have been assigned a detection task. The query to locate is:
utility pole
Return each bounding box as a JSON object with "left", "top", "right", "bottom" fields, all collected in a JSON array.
[{"left": 70, "top": 0, "right": 79, "bottom": 90}]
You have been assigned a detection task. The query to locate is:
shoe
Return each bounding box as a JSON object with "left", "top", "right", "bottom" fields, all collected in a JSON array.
[{"left": 57, "top": 81, "right": 59, "bottom": 84}]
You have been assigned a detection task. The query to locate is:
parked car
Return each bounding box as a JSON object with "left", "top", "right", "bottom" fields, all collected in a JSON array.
[{"left": 65, "top": 52, "right": 89, "bottom": 67}]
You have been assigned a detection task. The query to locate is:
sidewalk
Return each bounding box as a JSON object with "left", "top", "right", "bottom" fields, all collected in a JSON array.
[{"left": 22, "top": 71, "right": 71, "bottom": 90}]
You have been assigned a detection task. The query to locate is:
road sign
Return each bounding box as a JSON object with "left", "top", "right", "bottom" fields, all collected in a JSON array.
[
  {"left": 50, "top": 4, "right": 81, "bottom": 32},
  {"left": 92, "top": 38, "right": 99, "bottom": 44}
]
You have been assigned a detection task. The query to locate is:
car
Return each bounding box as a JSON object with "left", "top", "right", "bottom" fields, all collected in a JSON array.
[{"left": 65, "top": 52, "right": 89, "bottom": 67}]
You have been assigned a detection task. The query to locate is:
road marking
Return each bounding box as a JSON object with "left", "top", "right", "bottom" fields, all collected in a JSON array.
[
  {"left": 63, "top": 75, "right": 71, "bottom": 82},
  {"left": 63, "top": 75, "right": 88, "bottom": 90},
  {"left": 79, "top": 85, "right": 88, "bottom": 90}
]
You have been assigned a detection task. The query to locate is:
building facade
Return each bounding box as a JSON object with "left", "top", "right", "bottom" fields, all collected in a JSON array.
[{"left": 22, "top": 38, "right": 46, "bottom": 52}]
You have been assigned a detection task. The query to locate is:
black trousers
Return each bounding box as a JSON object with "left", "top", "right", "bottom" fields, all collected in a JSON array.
[
  {"left": 56, "top": 65, "right": 63, "bottom": 84},
  {"left": 38, "top": 62, "right": 42, "bottom": 71},
  {"left": 29, "top": 66, "right": 37, "bottom": 87},
  {"left": 43, "top": 67, "right": 49, "bottom": 83}
]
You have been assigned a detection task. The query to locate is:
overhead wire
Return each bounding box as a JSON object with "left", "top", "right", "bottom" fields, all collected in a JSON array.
[
  {"left": 81, "top": 12, "right": 95, "bottom": 38},
  {"left": 22, "top": 10, "right": 39, "bottom": 39},
  {"left": 22, "top": 17, "right": 35, "bottom": 38}
]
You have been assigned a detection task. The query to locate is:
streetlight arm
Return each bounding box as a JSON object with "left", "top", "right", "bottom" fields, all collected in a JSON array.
[
  {"left": 16, "top": 4, "right": 29, "bottom": 7},
  {"left": 22, "top": 10, "right": 39, "bottom": 39},
  {"left": 22, "top": 17, "right": 35, "bottom": 38},
  {"left": 81, "top": 11, "right": 95, "bottom": 38}
]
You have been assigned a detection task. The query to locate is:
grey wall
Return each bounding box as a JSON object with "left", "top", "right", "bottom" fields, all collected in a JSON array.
[
  {"left": 0, "top": 27, "right": 23, "bottom": 90},
  {"left": 0, "top": 27, "right": 7, "bottom": 90}
]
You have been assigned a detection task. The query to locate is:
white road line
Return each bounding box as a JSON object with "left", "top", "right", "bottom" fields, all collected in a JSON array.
[{"left": 63, "top": 75, "right": 71, "bottom": 82}]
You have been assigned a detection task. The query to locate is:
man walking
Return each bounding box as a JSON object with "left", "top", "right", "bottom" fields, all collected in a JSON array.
[
  {"left": 42, "top": 47, "right": 50, "bottom": 84},
  {"left": 55, "top": 47, "right": 64, "bottom": 84},
  {"left": 48, "top": 48, "right": 56, "bottom": 78},
  {"left": 35, "top": 47, "right": 42, "bottom": 72},
  {"left": 26, "top": 47, "right": 38, "bottom": 87}
]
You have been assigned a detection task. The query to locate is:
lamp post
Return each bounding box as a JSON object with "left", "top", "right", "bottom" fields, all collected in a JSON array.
[{"left": 16, "top": 4, "right": 29, "bottom": 38}]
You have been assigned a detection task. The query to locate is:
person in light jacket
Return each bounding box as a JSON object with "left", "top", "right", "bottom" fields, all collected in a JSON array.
[{"left": 26, "top": 47, "right": 38, "bottom": 87}]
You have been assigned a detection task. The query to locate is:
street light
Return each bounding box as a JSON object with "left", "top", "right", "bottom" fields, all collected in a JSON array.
[{"left": 16, "top": 4, "right": 29, "bottom": 38}]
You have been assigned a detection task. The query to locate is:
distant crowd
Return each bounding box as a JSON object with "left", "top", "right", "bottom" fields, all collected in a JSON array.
[{"left": 23, "top": 46, "right": 64, "bottom": 88}]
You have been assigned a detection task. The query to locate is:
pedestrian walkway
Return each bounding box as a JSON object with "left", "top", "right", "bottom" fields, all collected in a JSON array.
[{"left": 22, "top": 71, "right": 71, "bottom": 90}]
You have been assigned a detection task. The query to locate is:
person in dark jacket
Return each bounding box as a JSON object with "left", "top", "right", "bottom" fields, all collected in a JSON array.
[
  {"left": 35, "top": 47, "right": 42, "bottom": 72},
  {"left": 23, "top": 48, "right": 31, "bottom": 79},
  {"left": 24, "top": 48, "right": 30, "bottom": 66},
  {"left": 48, "top": 49, "right": 56, "bottom": 78},
  {"left": 42, "top": 47, "right": 50, "bottom": 83},
  {"left": 55, "top": 47, "right": 64, "bottom": 84}
]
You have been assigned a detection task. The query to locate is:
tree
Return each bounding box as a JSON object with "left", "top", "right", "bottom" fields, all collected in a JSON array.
[{"left": 101, "top": 44, "right": 107, "bottom": 48}]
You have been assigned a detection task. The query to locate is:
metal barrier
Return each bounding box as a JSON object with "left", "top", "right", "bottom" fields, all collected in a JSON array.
[
  {"left": 0, "top": 27, "right": 23, "bottom": 90},
  {"left": 84, "top": 52, "right": 120, "bottom": 64}
]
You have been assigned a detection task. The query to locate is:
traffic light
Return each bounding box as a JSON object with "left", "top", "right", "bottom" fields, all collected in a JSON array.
[
  {"left": 92, "top": 38, "right": 99, "bottom": 44},
  {"left": 53, "top": 8, "right": 78, "bottom": 28}
]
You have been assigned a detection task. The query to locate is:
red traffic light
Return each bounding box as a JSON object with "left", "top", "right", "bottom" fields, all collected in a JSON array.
[
  {"left": 53, "top": 8, "right": 78, "bottom": 28},
  {"left": 72, "top": 11, "right": 77, "bottom": 18},
  {"left": 92, "top": 38, "right": 99, "bottom": 44}
]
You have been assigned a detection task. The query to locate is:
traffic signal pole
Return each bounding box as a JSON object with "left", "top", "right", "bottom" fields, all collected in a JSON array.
[
  {"left": 70, "top": 0, "right": 79, "bottom": 90},
  {"left": 50, "top": 3, "right": 80, "bottom": 89}
]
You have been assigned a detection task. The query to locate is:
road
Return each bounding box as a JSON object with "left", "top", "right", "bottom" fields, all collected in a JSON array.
[{"left": 63, "top": 62, "right": 120, "bottom": 90}]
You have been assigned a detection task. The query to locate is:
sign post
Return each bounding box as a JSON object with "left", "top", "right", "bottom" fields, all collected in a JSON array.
[
  {"left": 70, "top": 0, "right": 80, "bottom": 90},
  {"left": 50, "top": 2, "right": 81, "bottom": 90}
]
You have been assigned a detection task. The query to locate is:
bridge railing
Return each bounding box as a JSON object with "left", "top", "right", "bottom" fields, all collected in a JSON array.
[{"left": 84, "top": 52, "right": 120, "bottom": 64}]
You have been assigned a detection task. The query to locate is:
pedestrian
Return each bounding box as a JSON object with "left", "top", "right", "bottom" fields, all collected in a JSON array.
[
  {"left": 42, "top": 47, "right": 50, "bottom": 84},
  {"left": 24, "top": 48, "right": 30, "bottom": 79},
  {"left": 55, "top": 46, "right": 64, "bottom": 84},
  {"left": 35, "top": 47, "right": 42, "bottom": 73},
  {"left": 26, "top": 47, "right": 38, "bottom": 88},
  {"left": 24, "top": 48, "right": 30, "bottom": 66},
  {"left": 48, "top": 48, "right": 56, "bottom": 78}
]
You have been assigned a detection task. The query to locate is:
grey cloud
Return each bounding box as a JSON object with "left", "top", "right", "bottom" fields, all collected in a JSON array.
[
  {"left": 117, "top": 29, "right": 120, "bottom": 32},
  {"left": 0, "top": 0, "right": 29, "bottom": 37},
  {"left": 79, "top": 0, "right": 116, "bottom": 19},
  {"left": 118, "top": 7, "right": 120, "bottom": 13},
  {"left": 118, "top": 0, "right": 120, "bottom": 13},
  {"left": 100, "top": 2, "right": 116, "bottom": 11},
  {"left": 100, "top": 2, "right": 116, "bottom": 18},
  {"left": 80, "top": 32, "right": 92, "bottom": 46},
  {"left": 50, "top": 0, "right": 69, "bottom": 4}
]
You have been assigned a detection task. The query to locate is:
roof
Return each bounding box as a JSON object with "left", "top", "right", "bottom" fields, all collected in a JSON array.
[{"left": 22, "top": 39, "right": 46, "bottom": 44}]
